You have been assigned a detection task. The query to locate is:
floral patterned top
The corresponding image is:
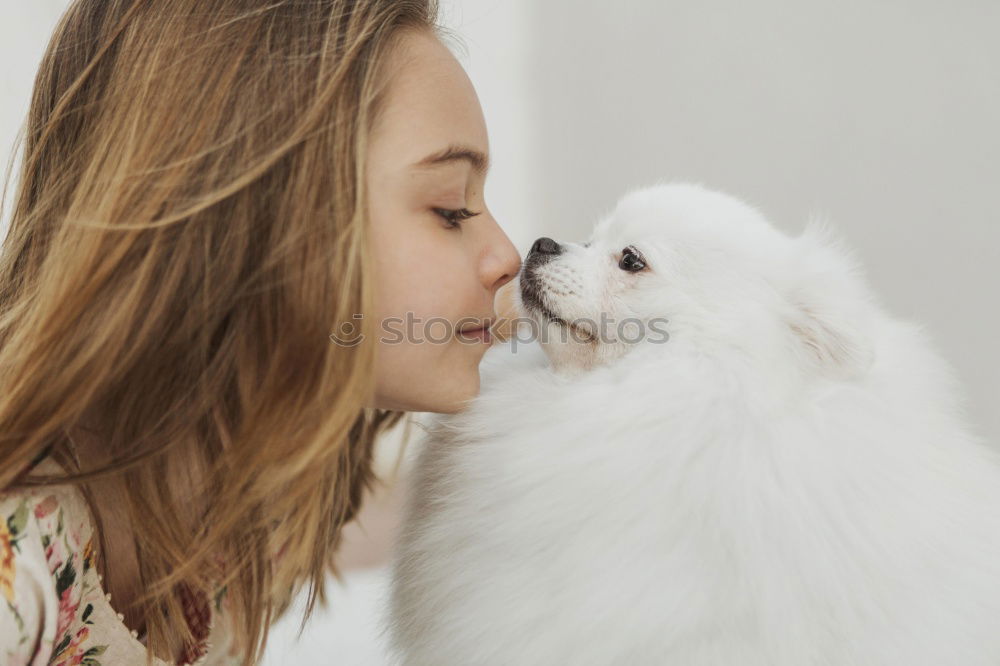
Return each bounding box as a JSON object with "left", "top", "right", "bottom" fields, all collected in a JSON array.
[{"left": 1, "top": 456, "right": 243, "bottom": 665}]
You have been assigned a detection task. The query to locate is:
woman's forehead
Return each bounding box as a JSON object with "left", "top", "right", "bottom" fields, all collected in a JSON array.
[{"left": 371, "top": 30, "right": 488, "bottom": 173}]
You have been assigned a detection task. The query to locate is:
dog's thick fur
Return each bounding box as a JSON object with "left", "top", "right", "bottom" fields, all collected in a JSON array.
[{"left": 387, "top": 184, "right": 1000, "bottom": 665}]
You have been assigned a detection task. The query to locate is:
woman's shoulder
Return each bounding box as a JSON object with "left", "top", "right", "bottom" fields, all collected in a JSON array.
[
  {"left": 1, "top": 455, "right": 106, "bottom": 664},
  {"left": 0, "top": 456, "right": 242, "bottom": 665}
]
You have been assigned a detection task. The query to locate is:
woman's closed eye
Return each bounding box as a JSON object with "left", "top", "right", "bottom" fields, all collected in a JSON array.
[{"left": 433, "top": 207, "right": 481, "bottom": 229}]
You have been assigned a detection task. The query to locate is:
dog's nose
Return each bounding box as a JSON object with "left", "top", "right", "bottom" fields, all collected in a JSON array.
[{"left": 529, "top": 237, "right": 562, "bottom": 256}]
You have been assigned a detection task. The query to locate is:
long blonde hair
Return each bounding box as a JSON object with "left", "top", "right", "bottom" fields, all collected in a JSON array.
[{"left": 0, "top": 0, "right": 438, "bottom": 662}]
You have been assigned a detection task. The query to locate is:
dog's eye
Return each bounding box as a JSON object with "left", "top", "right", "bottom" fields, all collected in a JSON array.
[{"left": 619, "top": 245, "right": 646, "bottom": 272}]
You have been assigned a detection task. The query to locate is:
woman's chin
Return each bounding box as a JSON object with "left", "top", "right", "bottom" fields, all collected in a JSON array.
[
  {"left": 430, "top": 374, "right": 481, "bottom": 414},
  {"left": 373, "top": 371, "right": 480, "bottom": 414}
]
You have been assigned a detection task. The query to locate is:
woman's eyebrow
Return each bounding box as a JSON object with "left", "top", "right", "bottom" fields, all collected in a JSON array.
[{"left": 412, "top": 144, "right": 490, "bottom": 176}]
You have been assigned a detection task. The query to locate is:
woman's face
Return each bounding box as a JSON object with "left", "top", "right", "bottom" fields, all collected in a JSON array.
[{"left": 366, "top": 30, "right": 521, "bottom": 413}]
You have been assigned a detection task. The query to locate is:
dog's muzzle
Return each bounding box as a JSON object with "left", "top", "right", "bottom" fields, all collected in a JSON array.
[
  {"left": 520, "top": 236, "right": 564, "bottom": 319},
  {"left": 521, "top": 236, "right": 563, "bottom": 280}
]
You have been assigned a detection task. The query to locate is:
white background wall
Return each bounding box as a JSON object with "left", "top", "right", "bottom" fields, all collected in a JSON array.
[{"left": 0, "top": 1, "right": 68, "bottom": 218}]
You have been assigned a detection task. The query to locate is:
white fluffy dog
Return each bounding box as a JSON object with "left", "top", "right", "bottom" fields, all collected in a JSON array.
[{"left": 387, "top": 183, "right": 1000, "bottom": 665}]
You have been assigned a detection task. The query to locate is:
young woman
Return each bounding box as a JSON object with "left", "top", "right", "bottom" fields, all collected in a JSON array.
[{"left": 0, "top": 1, "right": 520, "bottom": 664}]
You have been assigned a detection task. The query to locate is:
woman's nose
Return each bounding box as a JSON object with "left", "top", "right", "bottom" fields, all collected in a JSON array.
[{"left": 482, "top": 220, "right": 522, "bottom": 293}]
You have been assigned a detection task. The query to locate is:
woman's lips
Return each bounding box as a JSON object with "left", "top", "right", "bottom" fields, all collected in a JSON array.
[{"left": 457, "top": 320, "right": 494, "bottom": 344}]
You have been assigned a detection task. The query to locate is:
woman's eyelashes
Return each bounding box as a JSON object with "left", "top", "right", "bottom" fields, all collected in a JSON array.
[{"left": 433, "top": 207, "right": 481, "bottom": 229}]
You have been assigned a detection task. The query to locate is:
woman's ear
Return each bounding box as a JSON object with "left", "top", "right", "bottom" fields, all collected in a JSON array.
[{"left": 785, "top": 219, "right": 876, "bottom": 381}]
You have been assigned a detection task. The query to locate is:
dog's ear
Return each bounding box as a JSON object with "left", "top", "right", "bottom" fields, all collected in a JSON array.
[{"left": 784, "top": 219, "right": 875, "bottom": 381}]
